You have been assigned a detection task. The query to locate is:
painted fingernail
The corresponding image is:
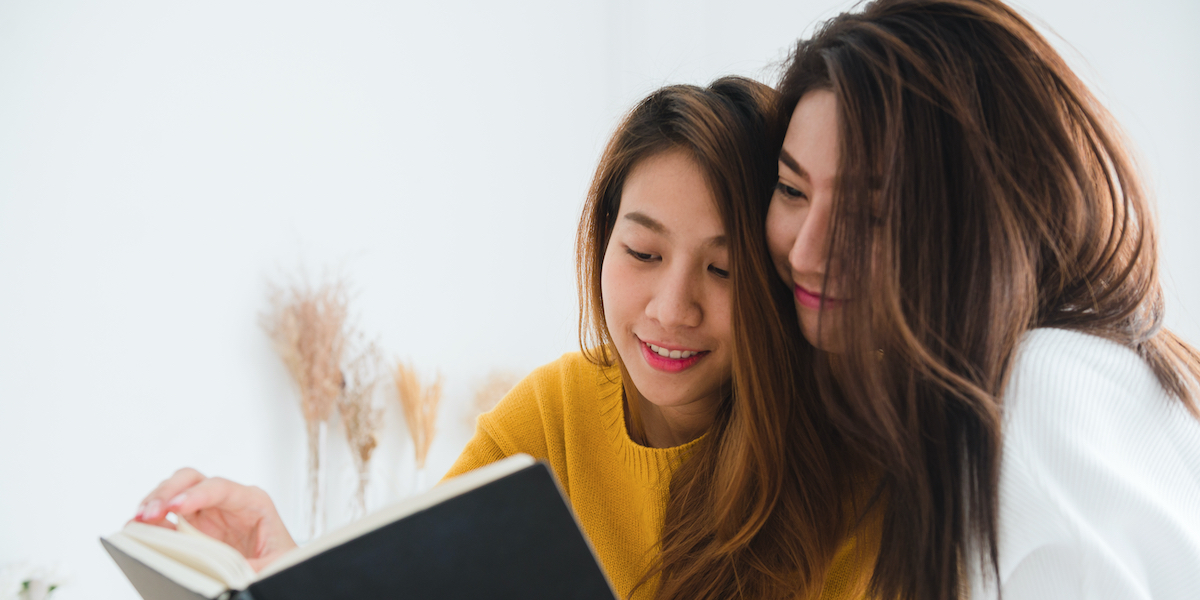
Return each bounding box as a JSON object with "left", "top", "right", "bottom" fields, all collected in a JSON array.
[
  {"left": 167, "top": 493, "right": 187, "bottom": 509},
  {"left": 135, "top": 503, "right": 147, "bottom": 519},
  {"left": 144, "top": 499, "right": 162, "bottom": 519}
]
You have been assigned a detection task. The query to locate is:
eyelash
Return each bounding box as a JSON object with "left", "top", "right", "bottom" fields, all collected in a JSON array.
[
  {"left": 774, "top": 181, "right": 888, "bottom": 227},
  {"left": 774, "top": 181, "right": 807, "bottom": 200},
  {"left": 625, "top": 247, "right": 729, "bottom": 279},
  {"left": 626, "top": 247, "right": 656, "bottom": 262}
]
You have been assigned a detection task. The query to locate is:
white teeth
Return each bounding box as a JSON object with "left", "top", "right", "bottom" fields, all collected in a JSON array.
[{"left": 646, "top": 343, "right": 700, "bottom": 360}]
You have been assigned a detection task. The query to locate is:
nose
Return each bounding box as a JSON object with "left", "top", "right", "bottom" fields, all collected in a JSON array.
[
  {"left": 645, "top": 264, "right": 703, "bottom": 329},
  {"left": 788, "top": 195, "right": 833, "bottom": 279}
]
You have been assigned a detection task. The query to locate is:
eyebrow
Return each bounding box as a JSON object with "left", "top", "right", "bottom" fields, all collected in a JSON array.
[
  {"left": 778, "top": 148, "right": 810, "bottom": 181},
  {"left": 624, "top": 211, "right": 665, "bottom": 234},
  {"left": 623, "top": 211, "right": 727, "bottom": 248}
]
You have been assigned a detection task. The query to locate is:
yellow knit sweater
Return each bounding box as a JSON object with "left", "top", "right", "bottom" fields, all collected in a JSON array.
[{"left": 444, "top": 352, "right": 877, "bottom": 600}]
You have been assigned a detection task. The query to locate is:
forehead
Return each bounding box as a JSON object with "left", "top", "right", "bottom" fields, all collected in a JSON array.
[
  {"left": 617, "top": 150, "right": 724, "bottom": 236},
  {"left": 782, "top": 89, "right": 840, "bottom": 186}
]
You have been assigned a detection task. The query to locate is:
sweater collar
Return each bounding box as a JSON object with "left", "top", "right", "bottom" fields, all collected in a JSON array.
[{"left": 595, "top": 359, "right": 707, "bottom": 486}]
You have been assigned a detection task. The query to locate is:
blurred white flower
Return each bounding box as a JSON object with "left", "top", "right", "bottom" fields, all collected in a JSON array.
[
  {"left": 0, "top": 562, "right": 31, "bottom": 600},
  {"left": 0, "top": 562, "right": 67, "bottom": 600}
]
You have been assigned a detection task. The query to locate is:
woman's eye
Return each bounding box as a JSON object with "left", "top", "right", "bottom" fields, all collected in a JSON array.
[
  {"left": 625, "top": 247, "right": 655, "bottom": 262},
  {"left": 709, "top": 265, "right": 729, "bottom": 279},
  {"left": 774, "top": 181, "right": 806, "bottom": 200}
]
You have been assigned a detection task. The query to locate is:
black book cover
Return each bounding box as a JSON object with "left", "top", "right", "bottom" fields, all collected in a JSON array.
[{"left": 104, "top": 462, "right": 618, "bottom": 600}]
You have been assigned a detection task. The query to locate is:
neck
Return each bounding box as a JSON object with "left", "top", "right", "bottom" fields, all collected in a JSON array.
[
  {"left": 636, "top": 398, "right": 714, "bottom": 448},
  {"left": 618, "top": 368, "right": 717, "bottom": 448}
]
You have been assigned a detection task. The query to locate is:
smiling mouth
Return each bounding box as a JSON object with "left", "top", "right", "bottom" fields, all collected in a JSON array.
[
  {"left": 794, "top": 285, "right": 845, "bottom": 310},
  {"left": 638, "top": 340, "right": 708, "bottom": 373},
  {"left": 645, "top": 342, "right": 701, "bottom": 359}
]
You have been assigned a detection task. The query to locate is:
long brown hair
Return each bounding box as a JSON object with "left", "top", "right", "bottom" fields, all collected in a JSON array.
[
  {"left": 776, "top": 1, "right": 1200, "bottom": 598},
  {"left": 577, "top": 78, "right": 856, "bottom": 598}
]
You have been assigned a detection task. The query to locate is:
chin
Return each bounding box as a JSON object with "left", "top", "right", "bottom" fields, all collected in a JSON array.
[
  {"left": 639, "top": 387, "right": 688, "bottom": 409},
  {"left": 633, "top": 369, "right": 695, "bottom": 402},
  {"left": 626, "top": 352, "right": 725, "bottom": 409},
  {"left": 797, "top": 308, "right": 841, "bottom": 353}
]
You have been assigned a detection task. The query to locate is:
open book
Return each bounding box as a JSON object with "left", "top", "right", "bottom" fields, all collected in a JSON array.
[{"left": 101, "top": 455, "right": 618, "bottom": 600}]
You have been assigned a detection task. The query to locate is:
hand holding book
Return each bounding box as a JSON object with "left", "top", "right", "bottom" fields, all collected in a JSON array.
[
  {"left": 107, "top": 456, "right": 618, "bottom": 600},
  {"left": 133, "top": 467, "right": 298, "bottom": 572}
]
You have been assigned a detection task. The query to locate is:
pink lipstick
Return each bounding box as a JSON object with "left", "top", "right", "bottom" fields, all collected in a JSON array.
[
  {"left": 639, "top": 340, "right": 707, "bottom": 373},
  {"left": 794, "top": 285, "right": 843, "bottom": 310}
]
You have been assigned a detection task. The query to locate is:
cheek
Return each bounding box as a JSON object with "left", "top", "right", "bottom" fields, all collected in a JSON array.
[
  {"left": 765, "top": 201, "right": 795, "bottom": 275},
  {"left": 600, "top": 248, "right": 636, "bottom": 334},
  {"left": 599, "top": 253, "right": 619, "bottom": 326},
  {"left": 712, "top": 290, "right": 734, "bottom": 363}
]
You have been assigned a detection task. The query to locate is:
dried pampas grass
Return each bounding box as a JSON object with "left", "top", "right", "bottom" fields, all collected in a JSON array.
[
  {"left": 466, "top": 370, "right": 520, "bottom": 427},
  {"left": 392, "top": 360, "right": 442, "bottom": 471},
  {"left": 261, "top": 276, "right": 349, "bottom": 538},
  {"left": 338, "top": 340, "right": 384, "bottom": 516},
  {"left": 262, "top": 279, "right": 347, "bottom": 424}
]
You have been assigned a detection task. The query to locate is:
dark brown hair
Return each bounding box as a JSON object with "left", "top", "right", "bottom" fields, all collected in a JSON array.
[
  {"left": 577, "top": 78, "right": 857, "bottom": 598},
  {"left": 776, "top": 0, "right": 1200, "bottom": 598}
]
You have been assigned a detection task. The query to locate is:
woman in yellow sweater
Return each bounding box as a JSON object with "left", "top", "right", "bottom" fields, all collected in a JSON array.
[{"left": 132, "top": 77, "right": 879, "bottom": 599}]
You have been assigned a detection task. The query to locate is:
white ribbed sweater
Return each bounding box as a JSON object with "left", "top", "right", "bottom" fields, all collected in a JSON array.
[{"left": 969, "top": 328, "right": 1200, "bottom": 599}]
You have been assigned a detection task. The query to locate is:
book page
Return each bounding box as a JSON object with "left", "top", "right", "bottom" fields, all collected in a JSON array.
[
  {"left": 103, "top": 532, "right": 230, "bottom": 599},
  {"left": 255, "top": 453, "right": 536, "bottom": 580},
  {"left": 119, "top": 520, "right": 257, "bottom": 591}
]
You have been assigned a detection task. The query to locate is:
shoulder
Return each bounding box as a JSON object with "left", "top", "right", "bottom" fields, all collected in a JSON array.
[
  {"left": 533, "top": 351, "right": 613, "bottom": 385},
  {"left": 1001, "top": 327, "right": 1196, "bottom": 484},
  {"left": 476, "top": 351, "right": 617, "bottom": 451},
  {"left": 1007, "top": 328, "right": 1153, "bottom": 394},
  {"left": 983, "top": 328, "right": 1200, "bottom": 598},
  {"left": 504, "top": 351, "right": 614, "bottom": 409},
  {"left": 1003, "top": 328, "right": 1165, "bottom": 430}
]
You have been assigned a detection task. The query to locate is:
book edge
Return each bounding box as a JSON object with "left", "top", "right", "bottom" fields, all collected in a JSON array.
[
  {"left": 101, "top": 532, "right": 231, "bottom": 599},
  {"left": 254, "top": 453, "right": 536, "bottom": 580},
  {"left": 531, "top": 462, "right": 620, "bottom": 597}
]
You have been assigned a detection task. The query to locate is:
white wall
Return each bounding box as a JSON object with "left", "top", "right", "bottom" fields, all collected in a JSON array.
[{"left": 0, "top": 1, "right": 1195, "bottom": 597}]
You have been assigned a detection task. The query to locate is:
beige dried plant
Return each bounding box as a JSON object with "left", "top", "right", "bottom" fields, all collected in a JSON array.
[
  {"left": 393, "top": 360, "right": 442, "bottom": 470},
  {"left": 338, "top": 339, "right": 384, "bottom": 515},
  {"left": 262, "top": 279, "right": 348, "bottom": 423},
  {"left": 261, "top": 276, "right": 348, "bottom": 537},
  {"left": 466, "top": 370, "right": 520, "bottom": 427}
]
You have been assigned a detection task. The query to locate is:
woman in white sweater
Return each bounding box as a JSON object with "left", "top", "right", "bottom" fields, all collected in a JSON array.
[{"left": 749, "top": 0, "right": 1200, "bottom": 598}]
